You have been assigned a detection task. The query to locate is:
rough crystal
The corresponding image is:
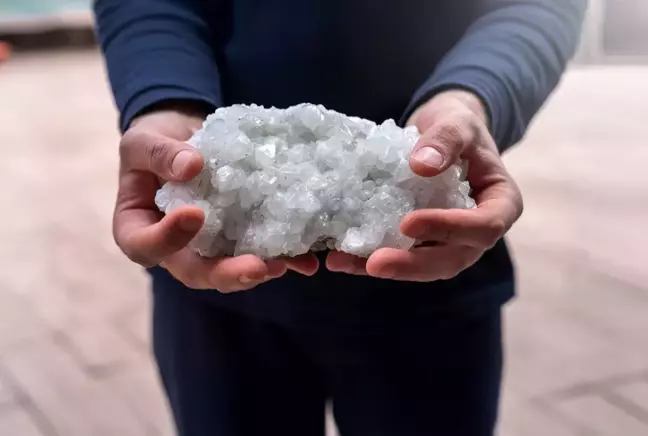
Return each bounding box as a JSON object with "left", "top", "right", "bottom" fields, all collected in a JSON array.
[{"left": 156, "top": 104, "right": 475, "bottom": 258}]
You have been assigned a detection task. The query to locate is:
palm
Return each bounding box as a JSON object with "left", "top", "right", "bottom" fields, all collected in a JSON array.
[
  {"left": 115, "top": 110, "right": 318, "bottom": 293},
  {"left": 326, "top": 91, "right": 522, "bottom": 282}
]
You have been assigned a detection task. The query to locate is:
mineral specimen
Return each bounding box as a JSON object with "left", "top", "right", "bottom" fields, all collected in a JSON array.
[{"left": 155, "top": 104, "right": 475, "bottom": 258}]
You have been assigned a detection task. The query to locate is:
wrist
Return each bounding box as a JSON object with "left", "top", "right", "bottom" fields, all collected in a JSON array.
[
  {"left": 442, "top": 90, "right": 489, "bottom": 124},
  {"left": 129, "top": 99, "right": 211, "bottom": 130},
  {"left": 409, "top": 89, "right": 490, "bottom": 129}
]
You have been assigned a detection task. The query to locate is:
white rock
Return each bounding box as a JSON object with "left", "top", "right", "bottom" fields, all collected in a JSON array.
[{"left": 156, "top": 103, "right": 475, "bottom": 258}]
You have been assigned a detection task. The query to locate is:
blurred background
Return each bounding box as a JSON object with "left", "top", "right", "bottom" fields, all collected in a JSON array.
[{"left": 0, "top": 1, "right": 647, "bottom": 435}]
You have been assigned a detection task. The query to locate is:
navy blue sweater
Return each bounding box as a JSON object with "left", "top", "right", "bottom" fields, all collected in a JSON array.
[{"left": 94, "top": 0, "right": 585, "bottom": 324}]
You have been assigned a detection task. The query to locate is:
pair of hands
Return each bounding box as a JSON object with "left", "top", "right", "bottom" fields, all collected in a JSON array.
[{"left": 114, "top": 91, "right": 523, "bottom": 292}]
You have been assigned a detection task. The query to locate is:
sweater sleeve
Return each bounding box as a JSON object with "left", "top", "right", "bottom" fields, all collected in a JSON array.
[
  {"left": 93, "top": 0, "right": 223, "bottom": 131},
  {"left": 401, "top": 0, "right": 587, "bottom": 151}
]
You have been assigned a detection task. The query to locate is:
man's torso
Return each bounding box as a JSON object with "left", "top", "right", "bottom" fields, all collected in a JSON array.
[
  {"left": 206, "top": 0, "right": 479, "bottom": 121},
  {"left": 151, "top": 0, "right": 515, "bottom": 320}
]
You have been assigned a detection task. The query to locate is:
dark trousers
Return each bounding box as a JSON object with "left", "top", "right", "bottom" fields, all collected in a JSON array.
[{"left": 152, "top": 280, "right": 503, "bottom": 436}]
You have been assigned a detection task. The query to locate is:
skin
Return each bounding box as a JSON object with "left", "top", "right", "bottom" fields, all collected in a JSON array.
[
  {"left": 327, "top": 90, "right": 524, "bottom": 281},
  {"left": 114, "top": 103, "right": 319, "bottom": 292},
  {"left": 113, "top": 91, "right": 523, "bottom": 291}
]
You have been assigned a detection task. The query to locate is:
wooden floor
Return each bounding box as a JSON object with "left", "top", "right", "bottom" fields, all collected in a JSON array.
[{"left": 0, "top": 50, "right": 647, "bottom": 436}]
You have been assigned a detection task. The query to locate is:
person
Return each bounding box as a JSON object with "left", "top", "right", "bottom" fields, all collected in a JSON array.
[{"left": 94, "top": 1, "right": 585, "bottom": 435}]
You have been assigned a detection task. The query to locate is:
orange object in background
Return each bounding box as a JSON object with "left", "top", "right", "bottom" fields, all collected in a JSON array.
[{"left": 0, "top": 42, "right": 11, "bottom": 63}]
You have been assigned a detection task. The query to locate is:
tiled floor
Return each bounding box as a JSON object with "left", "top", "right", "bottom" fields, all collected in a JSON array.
[{"left": 0, "top": 51, "right": 647, "bottom": 436}]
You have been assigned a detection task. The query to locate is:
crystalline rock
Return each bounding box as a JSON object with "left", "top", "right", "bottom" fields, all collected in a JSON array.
[{"left": 155, "top": 104, "right": 475, "bottom": 258}]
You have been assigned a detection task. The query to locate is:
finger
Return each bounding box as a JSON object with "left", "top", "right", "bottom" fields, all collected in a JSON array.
[
  {"left": 401, "top": 203, "right": 514, "bottom": 249},
  {"left": 282, "top": 254, "right": 320, "bottom": 276},
  {"left": 164, "top": 251, "right": 278, "bottom": 292},
  {"left": 460, "top": 133, "right": 523, "bottom": 213},
  {"left": 120, "top": 130, "right": 204, "bottom": 181},
  {"left": 211, "top": 255, "right": 286, "bottom": 291},
  {"left": 409, "top": 112, "right": 476, "bottom": 177},
  {"left": 403, "top": 143, "right": 522, "bottom": 248},
  {"left": 115, "top": 203, "right": 204, "bottom": 266},
  {"left": 325, "top": 251, "right": 369, "bottom": 276},
  {"left": 366, "top": 246, "right": 482, "bottom": 282},
  {"left": 265, "top": 259, "right": 289, "bottom": 278}
]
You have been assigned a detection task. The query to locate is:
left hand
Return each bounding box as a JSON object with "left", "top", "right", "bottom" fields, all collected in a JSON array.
[{"left": 326, "top": 90, "right": 523, "bottom": 281}]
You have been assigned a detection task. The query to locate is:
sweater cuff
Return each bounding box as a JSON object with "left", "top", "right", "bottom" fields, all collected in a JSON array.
[{"left": 119, "top": 86, "right": 219, "bottom": 132}]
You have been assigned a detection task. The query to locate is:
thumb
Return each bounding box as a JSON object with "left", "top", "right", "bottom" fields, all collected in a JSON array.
[
  {"left": 409, "top": 118, "right": 473, "bottom": 177},
  {"left": 120, "top": 131, "right": 204, "bottom": 182}
]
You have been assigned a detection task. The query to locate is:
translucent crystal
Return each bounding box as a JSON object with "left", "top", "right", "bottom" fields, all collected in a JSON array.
[
  {"left": 254, "top": 142, "right": 277, "bottom": 168},
  {"left": 155, "top": 103, "right": 474, "bottom": 258},
  {"left": 213, "top": 165, "right": 246, "bottom": 192}
]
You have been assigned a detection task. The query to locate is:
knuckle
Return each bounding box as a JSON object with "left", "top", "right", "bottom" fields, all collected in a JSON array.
[
  {"left": 473, "top": 122, "right": 492, "bottom": 148},
  {"left": 481, "top": 218, "right": 507, "bottom": 247},
  {"left": 114, "top": 184, "right": 138, "bottom": 210},
  {"left": 123, "top": 248, "right": 155, "bottom": 268},
  {"left": 119, "top": 131, "right": 134, "bottom": 152},
  {"left": 451, "top": 107, "right": 476, "bottom": 124},
  {"left": 435, "top": 120, "right": 467, "bottom": 151},
  {"left": 423, "top": 227, "right": 452, "bottom": 244},
  {"left": 441, "top": 227, "right": 454, "bottom": 243},
  {"left": 113, "top": 229, "right": 155, "bottom": 267},
  {"left": 146, "top": 140, "right": 171, "bottom": 171},
  {"left": 119, "top": 130, "right": 147, "bottom": 157}
]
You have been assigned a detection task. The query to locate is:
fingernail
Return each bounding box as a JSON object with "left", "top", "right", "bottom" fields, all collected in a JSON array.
[
  {"left": 179, "top": 216, "right": 203, "bottom": 232},
  {"left": 412, "top": 147, "right": 444, "bottom": 170},
  {"left": 407, "top": 227, "right": 426, "bottom": 240},
  {"left": 171, "top": 150, "right": 195, "bottom": 177},
  {"left": 338, "top": 262, "right": 357, "bottom": 274},
  {"left": 378, "top": 266, "right": 397, "bottom": 279},
  {"left": 239, "top": 275, "right": 265, "bottom": 285}
]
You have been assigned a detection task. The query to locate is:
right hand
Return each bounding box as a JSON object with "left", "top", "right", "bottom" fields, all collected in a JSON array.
[{"left": 114, "top": 106, "right": 319, "bottom": 292}]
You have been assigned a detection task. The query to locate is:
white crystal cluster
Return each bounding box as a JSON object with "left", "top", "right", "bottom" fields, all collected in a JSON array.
[{"left": 155, "top": 104, "right": 475, "bottom": 258}]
